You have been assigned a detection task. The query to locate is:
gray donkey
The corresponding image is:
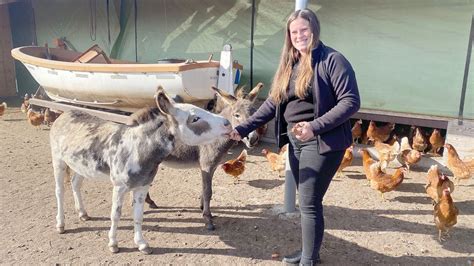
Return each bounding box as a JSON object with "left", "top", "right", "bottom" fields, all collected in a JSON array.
[
  {"left": 50, "top": 87, "right": 232, "bottom": 254},
  {"left": 146, "top": 83, "right": 264, "bottom": 230}
]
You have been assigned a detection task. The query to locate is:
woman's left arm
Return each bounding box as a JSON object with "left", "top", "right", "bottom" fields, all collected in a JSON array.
[{"left": 309, "top": 52, "right": 361, "bottom": 136}]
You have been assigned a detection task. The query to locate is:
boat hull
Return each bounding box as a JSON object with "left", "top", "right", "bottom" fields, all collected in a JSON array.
[{"left": 12, "top": 46, "right": 242, "bottom": 111}]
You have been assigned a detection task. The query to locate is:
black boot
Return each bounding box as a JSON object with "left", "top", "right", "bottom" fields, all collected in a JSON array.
[
  {"left": 282, "top": 250, "right": 302, "bottom": 264},
  {"left": 299, "top": 258, "right": 322, "bottom": 265}
]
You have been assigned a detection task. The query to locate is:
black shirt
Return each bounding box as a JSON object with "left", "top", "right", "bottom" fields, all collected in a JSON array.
[{"left": 284, "top": 60, "right": 315, "bottom": 124}]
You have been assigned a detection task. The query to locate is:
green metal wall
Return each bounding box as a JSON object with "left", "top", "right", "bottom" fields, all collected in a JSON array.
[{"left": 10, "top": 0, "right": 474, "bottom": 119}]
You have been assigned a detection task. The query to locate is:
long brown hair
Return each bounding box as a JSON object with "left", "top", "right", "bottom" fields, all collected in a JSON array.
[{"left": 269, "top": 9, "right": 320, "bottom": 104}]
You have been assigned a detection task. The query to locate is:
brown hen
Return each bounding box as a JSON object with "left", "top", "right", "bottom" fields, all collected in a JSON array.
[
  {"left": 27, "top": 108, "right": 45, "bottom": 129},
  {"left": 351, "top": 119, "right": 363, "bottom": 143},
  {"left": 397, "top": 149, "right": 422, "bottom": 172},
  {"left": 412, "top": 127, "right": 428, "bottom": 153},
  {"left": 370, "top": 167, "right": 406, "bottom": 200},
  {"left": 358, "top": 148, "right": 382, "bottom": 183},
  {"left": 44, "top": 108, "right": 60, "bottom": 126},
  {"left": 366, "top": 121, "right": 394, "bottom": 143},
  {"left": 429, "top": 129, "right": 444, "bottom": 155},
  {"left": 335, "top": 146, "right": 353, "bottom": 177},
  {"left": 262, "top": 148, "right": 286, "bottom": 177},
  {"left": 425, "top": 165, "right": 454, "bottom": 204},
  {"left": 20, "top": 94, "right": 30, "bottom": 114},
  {"left": 222, "top": 149, "right": 247, "bottom": 184},
  {"left": 374, "top": 136, "right": 400, "bottom": 171},
  {"left": 0, "top": 102, "right": 6, "bottom": 117},
  {"left": 434, "top": 188, "right": 458, "bottom": 241},
  {"left": 444, "top": 143, "right": 472, "bottom": 184}
]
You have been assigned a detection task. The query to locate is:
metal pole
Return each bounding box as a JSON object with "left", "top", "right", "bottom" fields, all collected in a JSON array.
[
  {"left": 458, "top": 14, "right": 474, "bottom": 125},
  {"left": 250, "top": 0, "right": 255, "bottom": 87},
  {"left": 295, "top": 0, "right": 308, "bottom": 11},
  {"left": 283, "top": 0, "right": 310, "bottom": 213},
  {"left": 283, "top": 149, "right": 297, "bottom": 212}
]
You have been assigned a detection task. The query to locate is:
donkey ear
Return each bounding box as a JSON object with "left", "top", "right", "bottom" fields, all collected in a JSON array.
[
  {"left": 155, "top": 86, "right": 175, "bottom": 115},
  {"left": 247, "top": 82, "right": 264, "bottom": 102},
  {"left": 211, "top": 86, "right": 237, "bottom": 105}
]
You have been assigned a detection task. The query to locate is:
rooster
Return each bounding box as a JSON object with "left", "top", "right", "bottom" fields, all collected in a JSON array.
[
  {"left": 222, "top": 149, "right": 247, "bottom": 184},
  {"left": 444, "top": 143, "right": 472, "bottom": 184},
  {"left": 335, "top": 146, "right": 353, "bottom": 177},
  {"left": 434, "top": 188, "right": 458, "bottom": 241},
  {"left": 0, "top": 102, "right": 6, "bottom": 117}
]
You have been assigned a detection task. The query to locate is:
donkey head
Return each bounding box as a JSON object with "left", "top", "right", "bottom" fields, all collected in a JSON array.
[
  {"left": 155, "top": 86, "right": 232, "bottom": 146},
  {"left": 211, "top": 82, "right": 264, "bottom": 148}
]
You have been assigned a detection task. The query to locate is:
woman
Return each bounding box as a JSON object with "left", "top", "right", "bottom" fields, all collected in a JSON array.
[{"left": 229, "top": 8, "right": 360, "bottom": 265}]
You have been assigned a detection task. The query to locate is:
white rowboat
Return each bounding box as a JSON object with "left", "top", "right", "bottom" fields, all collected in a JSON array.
[{"left": 11, "top": 45, "right": 242, "bottom": 112}]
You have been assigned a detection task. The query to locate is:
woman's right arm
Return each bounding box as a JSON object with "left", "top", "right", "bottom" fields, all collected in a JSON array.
[{"left": 233, "top": 98, "right": 277, "bottom": 138}]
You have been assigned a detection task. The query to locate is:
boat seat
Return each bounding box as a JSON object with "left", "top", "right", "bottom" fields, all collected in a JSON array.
[{"left": 73, "top": 44, "right": 111, "bottom": 64}]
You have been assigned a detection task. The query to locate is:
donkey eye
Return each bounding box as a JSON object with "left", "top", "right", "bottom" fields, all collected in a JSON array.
[
  {"left": 233, "top": 113, "right": 241, "bottom": 119},
  {"left": 191, "top": 116, "right": 200, "bottom": 123}
]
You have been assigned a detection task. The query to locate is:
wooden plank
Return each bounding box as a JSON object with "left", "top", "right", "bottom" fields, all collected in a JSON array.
[
  {"left": 29, "top": 98, "right": 130, "bottom": 124},
  {"left": 0, "top": 5, "right": 17, "bottom": 97},
  {"left": 352, "top": 108, "right": 449, "bottom": 129}
]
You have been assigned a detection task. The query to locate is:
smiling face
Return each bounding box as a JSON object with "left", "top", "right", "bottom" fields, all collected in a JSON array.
[{"left": 289, "top": 17, "right": 312, "bottom": 54}]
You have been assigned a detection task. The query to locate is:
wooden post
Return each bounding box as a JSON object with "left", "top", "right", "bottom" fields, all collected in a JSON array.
[{"left": 0, "top": 4, "right": 17, "bottom": 97}]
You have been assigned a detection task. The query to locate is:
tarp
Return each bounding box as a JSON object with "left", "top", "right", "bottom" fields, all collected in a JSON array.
[{"left": 11, "top": 0, "right": 474, "bottom": 119}]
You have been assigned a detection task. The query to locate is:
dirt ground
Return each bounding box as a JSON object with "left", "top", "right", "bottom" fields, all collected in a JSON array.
[{"left": 1, "top": 107, "right": 473, "bottom": 265}]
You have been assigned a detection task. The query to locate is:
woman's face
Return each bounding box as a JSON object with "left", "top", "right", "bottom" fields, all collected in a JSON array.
[{"left": 289, "top": 17, "right": 311, "bottom": 54}]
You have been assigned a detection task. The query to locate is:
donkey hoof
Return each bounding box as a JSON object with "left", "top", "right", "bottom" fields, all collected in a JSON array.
[
  {"left": 80, "top": 214, "right": 91, "bottom": 221},
  {"left": 206, "top": 223, "right": 215, "bottom": 231},
  {"left": 148, "top": 202, "right": 159, "bottom": 209},
  {"left": 56, "top": 226, "right": 65, "bottom": 234},
  {"left": 109, "top": 245, "right": 119, "bottom": 253},
  {"left": 139, "top": 246, "right": 153, "bottom": 255}
]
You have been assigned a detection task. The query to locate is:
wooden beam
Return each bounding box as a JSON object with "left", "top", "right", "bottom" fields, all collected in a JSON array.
[
  {"left": 352, "top": 108, "right": 449, "bottom": 129},
  {"left": 29, "top": 98, "right": 130, "bottom": 124}
]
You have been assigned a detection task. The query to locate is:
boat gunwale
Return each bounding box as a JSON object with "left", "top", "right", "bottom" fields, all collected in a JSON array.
[{"left": 11, "top": 46, "right": 243, "bottom": 73}]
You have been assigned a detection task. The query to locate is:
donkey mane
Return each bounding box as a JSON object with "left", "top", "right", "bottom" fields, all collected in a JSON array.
[{"left": 126, "top": 107, "right": 161, "bottom": 126}]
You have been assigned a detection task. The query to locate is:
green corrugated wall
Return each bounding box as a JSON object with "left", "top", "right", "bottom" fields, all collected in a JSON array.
[{"left": 9, "top": 0, "right": 474, "bottom": 119}]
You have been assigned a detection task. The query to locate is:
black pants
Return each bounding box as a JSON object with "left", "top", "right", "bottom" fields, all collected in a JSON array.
[{"left": 288, "top": 132, "right": 344, "bottom": 264}]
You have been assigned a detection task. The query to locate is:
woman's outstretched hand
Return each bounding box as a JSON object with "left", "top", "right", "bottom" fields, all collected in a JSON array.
[
  {"left": 291, "top": 121, "right": 315, "bottom": 142},
  {"left": 228, "top": 129, "right": 242, "bottom": 141}
]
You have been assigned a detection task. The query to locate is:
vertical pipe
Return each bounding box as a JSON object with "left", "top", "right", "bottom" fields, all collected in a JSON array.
[
  {"left": 283, "top": 148, "right": 297, "bottom": 212},
  {"left": 250, "top": 0, "right": 256, "bottom": 87},
  {"left": 295, "top": 0, "right": 308, "bottom": 11},
  {"left": 458, "top": 14, "right": 474, "bottom": 125},
  {"left": 134, "top": 0, "right": 138, "bottom": 62},
  {"left": 283, "top": 0, "right": 310, "bottom": 213}
]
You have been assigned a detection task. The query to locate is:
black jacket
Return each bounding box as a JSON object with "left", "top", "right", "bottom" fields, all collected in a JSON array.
[{"left": 235, "top": 42, "right": 360, "bottom": 154}]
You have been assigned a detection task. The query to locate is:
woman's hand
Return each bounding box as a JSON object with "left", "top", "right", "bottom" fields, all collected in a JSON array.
[
  {"left": 291, "top": 121, "right": 314, "bottom": 142},
  {"left": 228, "top": 129, "right": 242, "bottom": 141}
]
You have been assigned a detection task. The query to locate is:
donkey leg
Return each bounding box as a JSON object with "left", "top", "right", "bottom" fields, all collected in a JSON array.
[
  {"left": 201, "top": 170, "right": 216, "bottom": 230},
  {"left": 53, "top": 159, "right": 67, "bottom": 234},
  {"left": 70, "top": 173, "right": 90, "bottom": 221},
  {"left": 108, "top": 185, "right": 127, "bottom": 253},
  {"left": 132, "top": 186, "right": 152, "bottom": 254},
  {"left": 145, "top": 192, "right": 158, "bottom": 209}
]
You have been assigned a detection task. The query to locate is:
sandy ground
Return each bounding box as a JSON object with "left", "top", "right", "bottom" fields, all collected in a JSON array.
[{"left": 1, "top": 107, "right": 473, "bottom": 265}]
